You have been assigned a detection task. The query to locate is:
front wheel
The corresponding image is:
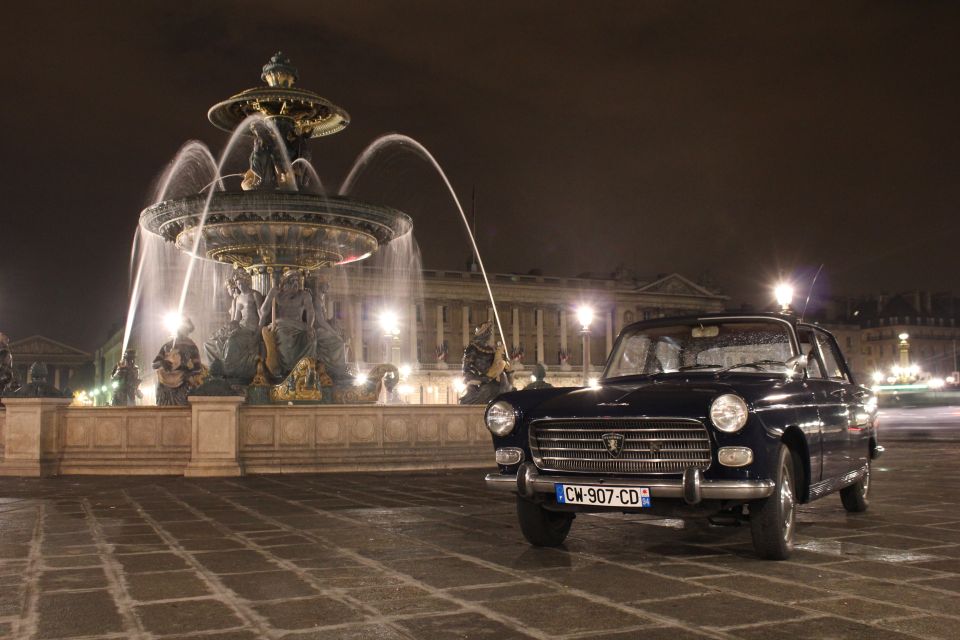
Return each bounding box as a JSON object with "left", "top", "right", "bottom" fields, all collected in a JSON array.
[
  {"left": 840, "top": 461, "right": 870, "bottom": 512},
  {"left": 749, "top": 444, "right": 797, "bottom": 560},
  {"left": 516, "top": 496, "right": 574, "bottom": 546}
]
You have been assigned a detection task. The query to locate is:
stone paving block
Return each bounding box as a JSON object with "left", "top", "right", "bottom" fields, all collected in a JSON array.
[
  {"left": 36, "top": 590, "right": 124, "bottom": 638},
  {"left": 282, "top": 626, "right": 411, "bottom": 640},
  {"left": 219, "top": 570, "right": 318, "bottom": 600},
  {"left": 486, "top": 594, "right": 652, "bottom": 635},
  {"left": 116, "top": 551, "right": 191, "bottom": 573},
  {"left": 397, "top": 611, "right": 539, "bottom": 640},
  {"left": 307, "top": 566, "right": 407, "bottom": 589},
  {"left": 252, "top": 596, "right": 364, "bottom": 631},
  {"left": 880, "top": 615, "right": 960, "bottom": 640},
  {"left": 134, "top": 598, "right": 244, "bottom": 635},
  {"left": 693, "top": 574, "right": 832, "bottom": 603},
  {"left": 538, "top": 562, "right": 705, "bottom": 602},
  {"left": 38, "top": 566, "right": 108, "bottom": 591},
  {"left": 126, "top": 570, "right": 212, "bottom": 601},
  {"left": 445, "top": 581, "right": 557, "bottom": 602},
  {"left": 192, "top": 549, "right": 279, "bottom": 573},
  {"left": 576, "top": 627, "right": 720, "bottom": 640},
  {"left": 634, "top": 592, "right": 799, "bottom": 628},
  {"left": 386, "top": 556, "right": 515, "bottom": 588},
  {"left": 731, "top": 615, "right": 920, "bottom": 639},
  {"left": 802, "top": 596, "right": 916, "bottom": 622},
  {"left": 43, "top": 553, "right": 101, "bottom": 568}
]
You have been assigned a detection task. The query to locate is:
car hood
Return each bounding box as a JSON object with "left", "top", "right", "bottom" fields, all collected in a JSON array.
[{"left": 504, "top": 375, "right": 788, "bottom": 421}]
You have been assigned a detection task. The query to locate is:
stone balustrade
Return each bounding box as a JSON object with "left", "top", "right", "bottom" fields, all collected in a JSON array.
[{"left": 0, "top": 399, "right": 490, "bottom": 477}]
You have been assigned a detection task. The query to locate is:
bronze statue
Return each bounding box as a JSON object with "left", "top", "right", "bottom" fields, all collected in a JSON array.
[
  {"left": 0, "top": 333, "right": 15, "bottom": 399},
  {"left": 312, "top": 279, "right": 348, "bottom": 382},
  {"left": 525, "top": 363, "right": 554, "bottom": 390},
  {"left": 260, "top": 270, "right": 316, "bottom": 378},
  {"left": 111, "top": 349, "right": 142, "bottom": 406},
  {"left": 460, "top": 321, "right": 513, "bottom": 405},
  {"left": 205, "top": 270, "right": 263, "bottom": 380},
  {"left": 153, "top": 318, "right": 203, "bottom": 406}
]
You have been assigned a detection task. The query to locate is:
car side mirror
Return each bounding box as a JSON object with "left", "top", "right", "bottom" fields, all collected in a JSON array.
[{"left": 785, "top": 354, "right": 807, "bottom": 376}]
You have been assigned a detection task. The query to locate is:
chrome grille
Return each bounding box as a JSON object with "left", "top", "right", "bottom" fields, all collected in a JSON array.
[{"left": 529, "top": 418, "right": 711, "bottom": 474}]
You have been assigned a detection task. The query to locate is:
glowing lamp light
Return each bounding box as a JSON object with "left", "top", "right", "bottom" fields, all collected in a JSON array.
[
  {"left": 111, "top": 381, "right": 119, "bottom": 389},
  {"left": 163, "top": 311, "right": 184, "bottom": 335},
  {"left": 871, "top": 371, "right": 885, "bottom": 384},
  {"left": 576, "top": 305, "right": 594, "bottom": 331},
  {"left": 354, "top": 373, "right": 369, "bottom": 387},
  {"left": 929, "top": 378, "right": 945, "bottom": 390},
  {"left": 399, "top": 364, "right": 412, "bottom": 378},
  {"left": 378, "top": 309, "right": 400, "bottom": 336},
  {"left": 530, "top": 374, "right": 537, "bottom": 383},
  {"left": 948, "top": 376, "right": 956, "bottom": 385},
  {"left": 774, "top": 283, "right": 794, "bottom": 310},
  {"left": 886, "top": 376, "right": 896, "bottom": 384},
  {"left": 898, "top": 332, "right": 910, "bottom": 341},
  {"left": 587, "top": 377, "right": 600, "bottom": 389},
  {"left": 397, "top": 384, "right": 414, "bottom": 395},
  {"left": 452, "top": 378, "right": 466, "bottom": 393}
]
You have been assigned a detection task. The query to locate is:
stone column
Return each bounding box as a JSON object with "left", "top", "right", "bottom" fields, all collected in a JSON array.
[
  {"left": 436, "top": 303, "right": 447, "bottom": 369},
  {"left": 352, "top": 298, "right": 364, "bottom": 369},
  {"left": 184, "top": 396, "right": 245, "bottom": 477},
  {"left": 560, "top": 308, "right": 571, "bottom": 370},
  {"left": 409, "top": 303, "right": 419, "bottom": 365},
  {"left": 53, "top": 368, "right": 62, "bottom": 390},
  {"left": 606, "top": 308, "right": 614, "bottom": 357},
  {"left": 0, "top": 397, "right": 72, "bottom": 477},
  {"left": 462, "top": 304, "right": 471, "bottom": 347},
  {"left": 536, "top": 308, "right": 545, "bottom": 364},
  {"left": 511, "top": 307, "right": 524, "bottom": 370}
]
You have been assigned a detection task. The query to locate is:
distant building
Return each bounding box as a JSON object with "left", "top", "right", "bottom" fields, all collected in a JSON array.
[{"left": 7, "top": 335, "right": 93, "bottom": 391}]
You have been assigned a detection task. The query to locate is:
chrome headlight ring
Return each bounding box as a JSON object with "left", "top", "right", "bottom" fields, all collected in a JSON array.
[
  {"left": 485, "top": 401, "right": 517, "bottom": 436},
  {"left": 710, "top": 394, "right": 749, "bottom": 433}
]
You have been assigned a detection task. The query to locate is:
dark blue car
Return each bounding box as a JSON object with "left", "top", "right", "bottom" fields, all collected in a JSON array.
[{"left": 484, "top": 313, "right": 882, "bottom": 559}]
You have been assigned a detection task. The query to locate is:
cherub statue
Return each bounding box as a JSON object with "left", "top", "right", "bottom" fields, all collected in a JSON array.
[
  {"left": 111, "top": 349, "right": 142, "bottom": 406},
  {"left": 153, "top": 317, "right": 203, "bottom": 406}
]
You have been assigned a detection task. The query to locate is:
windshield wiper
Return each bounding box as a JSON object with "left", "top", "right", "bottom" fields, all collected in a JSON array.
[
  {"left": 716, "top": 360, "right": 787, "bottom": 374},
  {"left": 678, "top": 364, "right": 723, "bottom": 371}
]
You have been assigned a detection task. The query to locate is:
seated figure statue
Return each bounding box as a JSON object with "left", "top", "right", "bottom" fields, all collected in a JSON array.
[
  {"left": 312, "top": 280, "right": 348, "bottom": 382},
  {"left": 111, "top": 349, "right": 143, "bottom": 406},
  {"left": 460, "top": 321, "right": 514, "bottom": 405},
  {"left": 153, "top": 318, "right": 203, "bottom": 406},
  {"left": 260, "top": 270, "right": 316, "bottom": 378},
  {"left": 205, "top": 270, "right": 263, "bottom": 381}
]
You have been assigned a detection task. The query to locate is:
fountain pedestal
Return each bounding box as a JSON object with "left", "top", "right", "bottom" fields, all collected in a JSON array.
[
  {"left": 184, "top": 396, "right": 245, "bottom": 477},
  {"left": 0, "top": 398, "right": 72, "bottom": 477}
]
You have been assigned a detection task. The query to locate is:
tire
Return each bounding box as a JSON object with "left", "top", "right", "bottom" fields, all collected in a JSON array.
[
  {"left": 749, "top": 444, "right": 797, "bottom": 560},
  {"left": 840, "top": 461, "right": 870, "bottom": 513},
  {"left": 516, "top": 496, "right": 574, "bottom": 547}
]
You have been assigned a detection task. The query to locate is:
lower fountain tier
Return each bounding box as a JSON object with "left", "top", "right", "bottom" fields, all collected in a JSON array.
[{"left": 140, "top": 192, "right": 413, "bottom": 271}]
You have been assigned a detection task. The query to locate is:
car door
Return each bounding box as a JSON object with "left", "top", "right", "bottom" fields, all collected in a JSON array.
[
  {"left": 813, "top": 329, "right": 867, "bottom": 473},
  {"left": 797, "top": 327, "right": 848, "bottom": 481}
]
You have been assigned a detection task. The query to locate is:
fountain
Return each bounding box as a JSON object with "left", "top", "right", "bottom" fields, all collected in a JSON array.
[{"left": 132, "top": 53, "right": 417, "bottom": 404}]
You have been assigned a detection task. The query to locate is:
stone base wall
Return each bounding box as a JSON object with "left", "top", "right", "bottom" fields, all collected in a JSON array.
[
  {"left": 0, "top": 402, "right": 491, "bottom": 477},
  {"left": 0, "top": 409, "right": 5, "bottom": 457},
  {"left": 59, "top": 407, "right": 192, "bottom": 475},
  {"left": 240, "top": 405, "right": 490, "bottom": 473}
]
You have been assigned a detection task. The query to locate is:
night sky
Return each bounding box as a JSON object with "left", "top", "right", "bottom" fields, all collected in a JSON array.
[{"left": 3, "top": 1, "right": 959, "bottom": 350}]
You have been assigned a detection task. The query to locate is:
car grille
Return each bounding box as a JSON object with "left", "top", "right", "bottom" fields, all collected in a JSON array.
[{"left": 529, "top": 418, "right": 712, "bottom": 474}]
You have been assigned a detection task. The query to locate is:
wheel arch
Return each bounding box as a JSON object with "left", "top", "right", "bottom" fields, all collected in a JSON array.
[{"left": 781, "top": 426, "right": 811, "bottom": 503}]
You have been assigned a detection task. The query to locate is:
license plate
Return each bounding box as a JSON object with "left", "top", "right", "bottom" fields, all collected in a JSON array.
[{"left": 555, "top": 484, "right": 651, "bottom": 508}]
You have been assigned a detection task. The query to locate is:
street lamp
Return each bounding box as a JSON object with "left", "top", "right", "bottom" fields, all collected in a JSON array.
[
  {"left": 378, "top": 309, "right": 401, "bottom": 364},
  {"left": 576, "top": 305, "right": 594, "bottom": 386},
  {"left": 774, "top": 283, "right": 794, "bottom": 313}
]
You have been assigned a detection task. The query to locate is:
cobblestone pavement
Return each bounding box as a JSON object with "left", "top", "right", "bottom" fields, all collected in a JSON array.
[{"left": 1, "top": 442, "right": 959, "bottom": 640}]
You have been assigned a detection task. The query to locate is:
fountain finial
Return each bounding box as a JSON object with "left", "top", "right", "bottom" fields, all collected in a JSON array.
[{"left": 262, "top": 52, "right": 298, "bottom": 88}]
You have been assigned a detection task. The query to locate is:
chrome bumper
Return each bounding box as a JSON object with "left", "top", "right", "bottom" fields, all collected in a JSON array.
[{"left": 485, "top": 463, "right": 774, "bottom": 505}]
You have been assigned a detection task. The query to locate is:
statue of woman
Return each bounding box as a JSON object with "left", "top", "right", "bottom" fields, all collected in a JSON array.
[
  {"left": 460, "top": 321, "right": 514, "bottom": 404},
  {"left": 312, "top": 280, "right": 348, "bottom": 382},
  {"left": 111, "top": 349, "right": 143, "bottom": 406},
  {"left": 259, "top": 270, "right": 316, "bottom": 378},
  {"left": 205, "top": 271, "right": 263, "bottom": 380},
  {"left": 153, "top": 318, "right": 203, "bottom": 406}
]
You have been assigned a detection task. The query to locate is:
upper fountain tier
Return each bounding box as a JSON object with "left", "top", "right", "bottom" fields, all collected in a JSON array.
[
  {"left": 139, "top": 53, "right": 411, "bottom": 273},
  {"left": 207, "top": 51, "right": 350, "bottom": 140}
]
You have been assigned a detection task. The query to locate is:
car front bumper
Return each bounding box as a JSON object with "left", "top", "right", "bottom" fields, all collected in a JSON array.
[{"left": 485, "top": 463, "right": 775, "bottom": 505}]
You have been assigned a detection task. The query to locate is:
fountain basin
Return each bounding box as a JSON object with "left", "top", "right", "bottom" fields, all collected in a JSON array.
[{"left": 140, "top": 192, "right": 412, "bottom": 270}]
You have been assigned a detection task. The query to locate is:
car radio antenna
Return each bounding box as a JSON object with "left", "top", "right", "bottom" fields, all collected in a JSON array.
[{"left": 800, "top": 263, "right": 824, "bottom": 323}]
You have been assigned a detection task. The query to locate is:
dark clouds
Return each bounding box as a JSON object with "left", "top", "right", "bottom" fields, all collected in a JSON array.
[{"left": 2, "top": 1, "right": 959, "bottom": 348}]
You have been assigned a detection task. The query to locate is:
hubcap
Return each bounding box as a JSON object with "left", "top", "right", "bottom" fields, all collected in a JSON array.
[
  {"left": 861, "top": 465, "right": 870, "bottom": 498},
  {"left": 780, "top": 463, "right": 795, "bottom": 544}
]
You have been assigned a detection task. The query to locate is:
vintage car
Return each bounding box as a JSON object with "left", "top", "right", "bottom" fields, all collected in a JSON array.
[{"left": 484, "top": 313, "right": 882, "bottom": 559}]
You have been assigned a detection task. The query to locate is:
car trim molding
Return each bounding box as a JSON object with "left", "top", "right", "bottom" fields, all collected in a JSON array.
[{"left": 807, "top": 464, "right": 868, "bottom": 500}]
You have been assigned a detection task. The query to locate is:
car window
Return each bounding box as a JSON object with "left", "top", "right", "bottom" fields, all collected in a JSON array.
[
  {"left": 797, "top": 330, "right": 825, "bottom": 379},
  {"left": 814, "top": 331, "right": 849, "bottom": 382}
]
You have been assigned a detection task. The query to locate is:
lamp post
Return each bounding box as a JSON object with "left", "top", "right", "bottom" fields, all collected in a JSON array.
[
  {"left": 898, "top": 332, "right": 910, "bottom": 372},
  {"left": 577, "top": 305, "right": 594, "bottom": 386}
]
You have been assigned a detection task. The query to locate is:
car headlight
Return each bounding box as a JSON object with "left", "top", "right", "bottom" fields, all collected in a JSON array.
[
  {"left": 710, "top": 394, "right": 749, "bottom": 433},
  {"left": 485, "top": 401, "right": 516, "bottom": 436}
]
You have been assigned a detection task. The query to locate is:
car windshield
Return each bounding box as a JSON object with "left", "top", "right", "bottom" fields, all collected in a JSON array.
[{"left": 604, "top": 319, "right": 797, "bottom": 379}]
